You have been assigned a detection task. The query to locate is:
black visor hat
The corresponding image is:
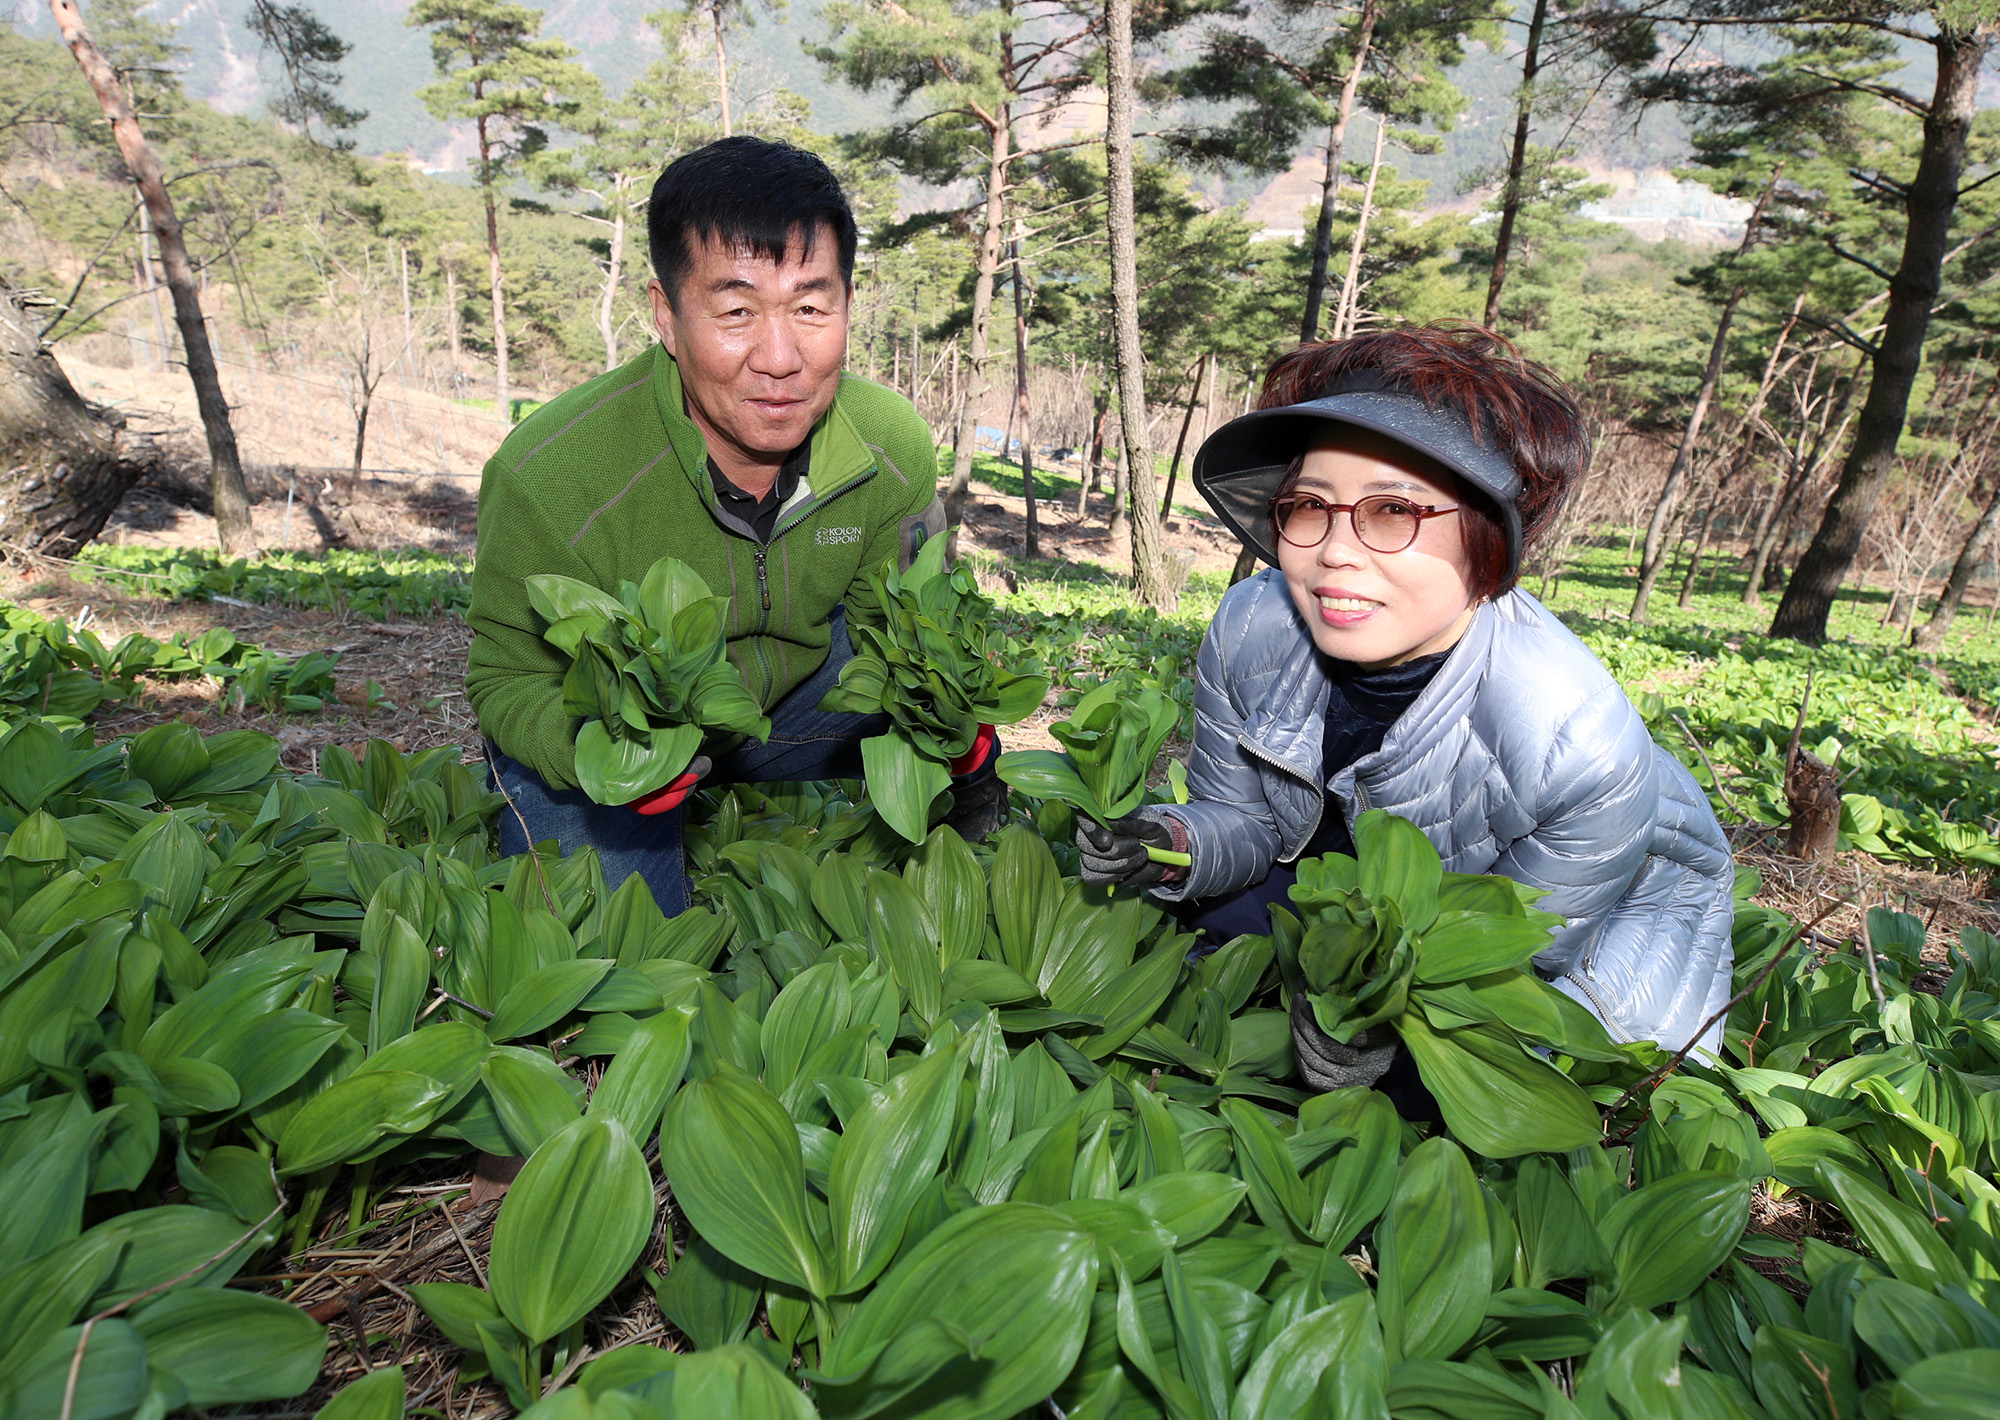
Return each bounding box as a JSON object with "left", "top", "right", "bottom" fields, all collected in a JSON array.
[{"left": 1192, "top": 370, "right": 1524, "bottom": 582}]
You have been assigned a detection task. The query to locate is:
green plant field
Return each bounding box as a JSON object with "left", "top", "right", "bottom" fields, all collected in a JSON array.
[{"left": 1, "top": 694, "right": 1997, "bottom": 1419}]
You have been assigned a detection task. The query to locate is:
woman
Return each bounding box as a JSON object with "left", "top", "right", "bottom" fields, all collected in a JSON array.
[{"left": 1078, "top": 324, "right": 1734, "bottom": 1096}]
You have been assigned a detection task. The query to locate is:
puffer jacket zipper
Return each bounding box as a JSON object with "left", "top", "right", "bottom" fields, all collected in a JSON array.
[{"left": 1237, "top": 733, "right": 1328, "bottom": 859}]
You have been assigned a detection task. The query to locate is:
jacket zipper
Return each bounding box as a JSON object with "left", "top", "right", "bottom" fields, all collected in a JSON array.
[
  {"left": 1236, "top": 733, "right": 1329, "bottom": 860},
  {"left": 755, "top": 549, "right": 772, "bottom": 621},
  {"left": 1563, "top": 970, "right": 1636, "bottom": 1043}
]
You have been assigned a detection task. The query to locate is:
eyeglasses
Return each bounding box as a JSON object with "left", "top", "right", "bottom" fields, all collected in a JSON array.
[{"left": 1270, "top": 493, "right": 1459, "bottom": 553}]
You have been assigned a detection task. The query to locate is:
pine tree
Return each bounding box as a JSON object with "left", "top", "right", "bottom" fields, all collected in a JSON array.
[
  {"left": 406, "top": 0, "right": 591, "bottom": 419},
  {"left": 244, "top": 0, "right": 365, "bottom": 147}
]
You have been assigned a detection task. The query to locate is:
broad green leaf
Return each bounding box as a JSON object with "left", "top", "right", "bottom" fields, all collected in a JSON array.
[
  {"left": 661, "top": 1061, "right": 832, "bottom": 1295},
  {"left": 1512, "top": 1154, "right": 1612, "bottom": 1290},
  {"left": 818, "top": 1203, "right": 1099, "bottom": 1420},
  {"left": 866, "top": 867, "right": 943, "bottom": 1028},
  {"left": 489, "top": 1116, "right": 656, "bottom": 1343},
  {"left": 1376, "top": 1137, "right": 1490, "bottom": 1364},
  {"left": 1233, "top": 1291, "right": 1383, "bottom": 1420},
  {"left": 990, "top": 824, "right": 1062, "bottom": 980},
  {"left": 1394, "top": 1012, "right": 1599, "bottom": 1158},
  {"left": 84, "top": 1204, "right": 277, "bottom": 1311},
  {"left": 829, "top": 1042, "right": 964, "bottom": 1292},
  {"left": 277, "top": 1069, "right": 451, "bottom": 1175},
  {"left": 575, "top": 720, "right": 702, "bottom": 805},
  {"left": 589, "top": 1003, "right": 695, "bottom": 1139},
  {"left": 1353, "top": 810, "right": 1441, "bottom": 935},
  {"left": 1126, "top": 1170, "right": 1248, "bottom": 1248},
  {"left": 1816, "top": 1160, "right": 1967, "bottom": 1292},
  {"left": 1599, "top": 1169, "right": 1750, "bottom": 1313},
  {"left": 862, "top": 732, "right": 951, "bottom": 845},
  {"left": 1890, "top": 1349, "right": 2000, "bottom": 1419},
  {"left": 0, "top": 1319, "right": 149, "bottom": 1420},
  {"left": 763, "top": 962, "right": 853, "bottom": 1105},
  {"left": 1222, "top": 1096, "right": 1313, "bottom": 1243},
  {"left": 0, "top": 1229, "right": 125, "bottom": 1377},
  {"left": 995, "top": 750, "right": 1107, "bottom": 826},
  {"left": 134, "top": 1287, "right": 326, "bottom": 1406},
  {"left": 1854, "top": 1278, "right": 1977, "bottom": 1376},
  {"left": 1383, "top": 1358, "right": 1541, "bottom": 1420},
  {"left": 903, "top": 827, "right": 987, "bottom": 966},
  {"left": 485, "top": 958, "right": 616, "bottom": 1042},
  {"left": 410, "top": 1281, "right": 503, "bottom": 1352},
  {"left": 653, "top": 1236, "right": 759, "bottom": 1351},
  {"left": 0, "top": 1100, "right": 114, "bottom": 1263},
  {"left": 483, "top": 1051, "right": 583, "bottom": 1156},
  {"left": 313, "top": 1365, "right": 406, "bottom": 1420}
]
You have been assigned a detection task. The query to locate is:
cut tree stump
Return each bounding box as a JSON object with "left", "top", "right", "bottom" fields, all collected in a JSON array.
[
  {"left": 1784, "top": 747, "right": 1843, "bottom": 860},
  {"left": 0, "top": 281, "right": 156, "bottom": 557}
]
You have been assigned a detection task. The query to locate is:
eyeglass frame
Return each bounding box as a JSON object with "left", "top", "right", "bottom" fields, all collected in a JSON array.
[{"left": 1268, "top": 491, "right": 1461, "bottom": 554}]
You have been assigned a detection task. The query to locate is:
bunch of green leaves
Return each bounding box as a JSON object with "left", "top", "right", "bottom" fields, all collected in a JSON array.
[
  {"left": 1275, "top": 811, "right": 1634, "bottom": 1158},
  {"left": 226, "top": 646, "right": 342, "bottom": 714},
  {"left": 819, "top": 538, "right": 1049, "bottom": 842},
  {"left": 528, "top": 559, "right": 770, "bottom": 806},
  {"left": 995, "top": 675, "right": 1191, "bottom": 865}
]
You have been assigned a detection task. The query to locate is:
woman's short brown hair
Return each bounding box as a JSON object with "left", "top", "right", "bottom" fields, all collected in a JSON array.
[{"left": 1261, "top": 323, "right": 1588, "bottom": 600}]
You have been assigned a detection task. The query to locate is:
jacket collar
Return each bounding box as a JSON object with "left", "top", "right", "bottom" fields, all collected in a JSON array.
[{"left": 649, "top": 348, "right": 877, "bottom": 521}]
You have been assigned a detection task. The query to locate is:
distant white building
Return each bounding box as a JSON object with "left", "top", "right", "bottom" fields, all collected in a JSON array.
[{"left": 1580, "top": 169, "right": 1752, "bottom": 248}]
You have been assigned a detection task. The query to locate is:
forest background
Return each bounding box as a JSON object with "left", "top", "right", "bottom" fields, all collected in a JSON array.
[{"left": 3, "top": 0, "right": 2000, "bottom": 647}]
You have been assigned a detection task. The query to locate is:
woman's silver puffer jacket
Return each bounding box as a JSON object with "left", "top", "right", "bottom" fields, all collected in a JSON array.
[{"left": 1148, "top": 570, "right": 1735, "bottom": 1053}]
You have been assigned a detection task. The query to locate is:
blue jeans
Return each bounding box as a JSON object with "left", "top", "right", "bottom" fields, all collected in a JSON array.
[{"left": 486, "top": 608, "right": 887, "bottom": 916}]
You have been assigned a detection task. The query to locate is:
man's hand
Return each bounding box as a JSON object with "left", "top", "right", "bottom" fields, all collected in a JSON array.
[
  {"left": 948, "top": 724, "right": 997, "bottom": 777},
  {"left": 1290, "top": 995, "right": 1398, "bottom": 1092},
  {"left": 627, "top": 756, "right": 711, "bottom": 815},
  {"left": 1077, "top": 813, "right": 1178, "bottom": 889}
]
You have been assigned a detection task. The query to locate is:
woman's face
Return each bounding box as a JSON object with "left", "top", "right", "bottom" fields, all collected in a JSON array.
[{"left": 1275, "top": 430, "right": 1479, "bottom": 670}]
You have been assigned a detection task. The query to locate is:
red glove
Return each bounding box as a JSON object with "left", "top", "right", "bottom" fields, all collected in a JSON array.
[
  {"left": 627, "top": 756, "right": 710, "bottom": 815},
  {"left": 949, "top": 724, "right": 998, "bottom": 777}
]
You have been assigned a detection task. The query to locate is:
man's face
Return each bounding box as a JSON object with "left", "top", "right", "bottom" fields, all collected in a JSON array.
[{"left": 651, "top": 225, "right": 850, "bottom": 470}]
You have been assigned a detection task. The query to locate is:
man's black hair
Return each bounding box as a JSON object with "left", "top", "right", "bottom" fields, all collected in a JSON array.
[{"left": 648, "top": 137, "right": 859, "bottom": 307}]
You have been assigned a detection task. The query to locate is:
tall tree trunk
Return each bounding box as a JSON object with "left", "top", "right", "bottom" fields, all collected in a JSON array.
[
  {"left": 1300, "top": 0, "right": 1378, "bottom": 344},
  {"left": 1746, "top": 347, "right": 1865, "bottom": 604},
  {"left": 444, "top": 260, "right": 462, "bottom": 364},
  {"left": 1630, "top": 282, "right": 1744, "bottom": 621},
  {"left": 944, "top": 94, "right": 1011, "bottom": 549},
  {"left": 1332, "top": 113, "right": 1389, "bottom": 342},
  {"left": 351, "top": 380, "right": 372, "bottom": 479},
  {"left": 1914, "top": 461, "right": 2000, "bottom": 650},
  {"left": 1483, "top": 0, "right": 1549, "bottom": 329},
  {"left": 1009, "top": 226, "right": 1039, "bottom": 560},
  {"left": 1159, "top": 353, "right": 1209, "bottom": 518},
  {"left": 1772, "top": 23, "right": 1996, "bottom": 642},
  {"left": 1675, "top": 479, "right": 1727, "bottom": 609},
  {"left": 51, "top": 0, "right": 253, "bottom": 553},
  {"left": 600, "top": 204, "right": 624, "bottom": 372},
  {"left": 0, "top": 279, "right": 156, "bottom": 554},
  {"left": 1630, "top": 175, "right": 1780, "bottom": 620},
  {"left": 1108, "top": 0, "right": 1169, "bottom": 607},
  {"left": 1110, "top": 438, "right": 1128, "bottom": 543},
  {"left": 1229, "top": 542, "right": 1259, "bottom": 585},
  {"left": 709, "top": 0, "right": 732, "bottom": 137},
  {"left": 1077, "top": 387, "right": 1109, "bottom": 517},
  {"left": 474, "top": 109, "right": 511, "bottom": 421},
  {"left": 400, "top": 241, "right": 414, "bottom": 369}
]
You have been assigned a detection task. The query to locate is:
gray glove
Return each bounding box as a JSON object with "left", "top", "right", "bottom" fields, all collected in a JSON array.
[
  {"left": 1290, "top": 994, "right": 1397, "bottom": 1092},
  {"left": 1076, "top": 814, "right": 1175, "bottom": 888},
  {"left": 944, "top": 765, "right": 1008, "bottom": 843}
]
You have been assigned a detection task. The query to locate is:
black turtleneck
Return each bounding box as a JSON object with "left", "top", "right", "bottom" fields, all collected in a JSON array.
[{"left": 1298, "top": 649, "right": 1450, "bottom": 859}]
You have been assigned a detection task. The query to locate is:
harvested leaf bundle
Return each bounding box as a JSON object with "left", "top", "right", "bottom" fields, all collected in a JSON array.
[
  {"left": 995, "top": 676, "right": 1191, "bottom": 865},
  {"left": 1279, "top": 810, "right": 1630, "bottom": 1157},
  {"left": 527, "top": 559, "right": 770, "bottom": 805},
  {"left": 819, "top": 538, "right": 1049, "bottom": 840}
]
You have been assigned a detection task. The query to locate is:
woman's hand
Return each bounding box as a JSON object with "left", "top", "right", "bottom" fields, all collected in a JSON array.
[
  {"left": 1289, "top": 995, "right": 1397, "bottom": 1091},
  {"left": 1076, "top": 814, "right": 1179, "bottom": 888}
]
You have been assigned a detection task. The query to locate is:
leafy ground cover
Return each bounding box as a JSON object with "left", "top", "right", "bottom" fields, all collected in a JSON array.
[
  {"left": 2, "top": 699, "right": 1998, "bottom": 1420},
  {"left": 6, "top": 523, "right": 2000, "bottom": 1417},
  {"left": 69, "top": 546, "right": 473, "bottom": 621}
]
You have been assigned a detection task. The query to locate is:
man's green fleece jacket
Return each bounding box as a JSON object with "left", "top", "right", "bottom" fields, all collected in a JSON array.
[{"left": 466, "top": 344, "right": 940, "bottom": 792}]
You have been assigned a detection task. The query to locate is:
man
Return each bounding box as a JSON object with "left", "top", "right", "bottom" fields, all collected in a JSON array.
[{"left": 468, "top": 137, "right": 995, "bottom": 913}]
